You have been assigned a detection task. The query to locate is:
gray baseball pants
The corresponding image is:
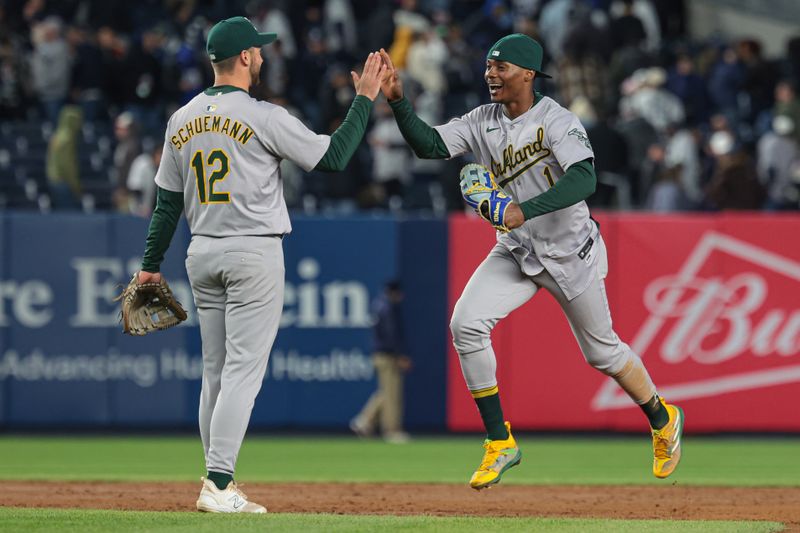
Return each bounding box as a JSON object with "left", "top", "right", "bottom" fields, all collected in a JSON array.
[
  {"left": 450, "top": 241, "right": 655, "bottom": 398},
  {"left": 185, "top": 235, "right": 285, "bottom": 476}
]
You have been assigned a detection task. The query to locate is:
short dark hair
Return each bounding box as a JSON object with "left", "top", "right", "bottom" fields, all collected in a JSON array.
[{"left": 212, "top": 54, "right": 239, "bottom": 74}]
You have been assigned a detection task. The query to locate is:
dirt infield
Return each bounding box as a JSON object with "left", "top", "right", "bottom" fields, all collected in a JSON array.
[{"left": 4, "top": 481, "right": 800, "bottom": 529}]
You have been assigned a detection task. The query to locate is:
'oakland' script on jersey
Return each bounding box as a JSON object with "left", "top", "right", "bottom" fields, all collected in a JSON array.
[{"left": 490, "top": 126, "right": 551, "bottom": 186}]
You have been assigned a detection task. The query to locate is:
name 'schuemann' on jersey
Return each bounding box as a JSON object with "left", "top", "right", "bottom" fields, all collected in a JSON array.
[{"left": 155, "top": 88, "right": 330, "bottom": 238}]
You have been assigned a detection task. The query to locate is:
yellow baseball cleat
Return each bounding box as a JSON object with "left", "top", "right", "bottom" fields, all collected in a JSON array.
[
  {"left": 469, "top": 421, "right": 522, "bottom": 490},
  {"left": 652, "top": 398, "right": 685, "bottom": 479}
]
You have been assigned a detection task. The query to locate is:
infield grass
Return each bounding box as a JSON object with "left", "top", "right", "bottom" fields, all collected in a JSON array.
[
  {"left": 0, "top": 434, "right": 797, "bottom": 486},
  {"left": 0, "top": 508, "right": 784, "bottom": 533}
]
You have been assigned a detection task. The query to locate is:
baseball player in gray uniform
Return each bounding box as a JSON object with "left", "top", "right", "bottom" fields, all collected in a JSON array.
[
  {"left": 135, "top": 17, "right": 386, "bottom": 512},
  {"left": 377, "top": 35, "right": 684, "bottom": 490}
]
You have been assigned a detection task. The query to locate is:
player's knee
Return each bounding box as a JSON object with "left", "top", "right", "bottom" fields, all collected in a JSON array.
[
  {"left": 450, "top": 313, "right": 490, "bottom": 354},
  {"left": 584, "top": 345, "right": 628, "bottom": 375}
]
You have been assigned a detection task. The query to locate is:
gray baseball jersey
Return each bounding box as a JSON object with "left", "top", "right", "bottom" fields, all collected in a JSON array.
[
  {"left": 155, "top": 87, "right": 330, "bottom": 236},
  {"left": 435, "top": 96, "right": 599, "bottom": 300}
]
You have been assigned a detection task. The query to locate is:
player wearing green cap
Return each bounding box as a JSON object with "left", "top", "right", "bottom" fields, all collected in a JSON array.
[
  {"left": 377, "top": 34, "right": 684, "bottom": 489},
  {"left": 132, "top": 16, "right": 387, "bottom": 512}
]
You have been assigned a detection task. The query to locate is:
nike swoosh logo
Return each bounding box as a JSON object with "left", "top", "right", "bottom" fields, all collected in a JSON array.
[{"left": 486, "top": 127, "right": 500, "bottom": 133}]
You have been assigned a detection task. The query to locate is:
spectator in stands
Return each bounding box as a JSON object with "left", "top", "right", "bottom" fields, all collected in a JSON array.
[
  {"left": 126, "top": 143, "right": 162, "bottom": 217},
  {"left": 324, "top": 0, "right": 358, "bottom": 57},
  {"left": 0, "top": 32, "right": 28, "bottom": 119},
  {"left": 609, "top": 0, "right": 647, "bottom": 52},
  {"left": 45, "top": 105, "right": 83, "bottom": 209},
  {"left": 366, "top": 100, "right": 410, "bottom": 208},
  {"left": 251, "top": 0, "right": 297, "bottom": 59},
  {"left": 30, "top": 17, "right": 71, "bottom": 123},
  {"left": 774, "top": 80, "right": 800, "bottom": 145},
  {"left": 111, "top": 111, "right": 142, "bottom": 212},
  {"left": 705, "top": 130, "right": 766, "bottom": 210},
  {"left": 757, "top": 115, "right": 800, "bottom": 210},
  {"left": 406, "top": 26, "right": 448, "bottom": 96},
  {"left": 67, "top": 25, "right": 106, "bottom": 121},
  {"left": 610, "top": 0, "right": 661, "bottom": 52},
  {"left": 738, "top": 39, "right": 780, "bottom": 128},
  {"left": 707, "top": 46, "right": 745, "bottom": 123},
  {"left": 619, "top": 67, "right": 685, "bottom": 134},
  {"left": 644, "top": 165, "right": 691, "bottom": 212},
  {"left": 125, "top": 25, "right": 167, "bottom": 133},
  {"left": 666, "top": 53, "right": 709, "bottom": 126}
]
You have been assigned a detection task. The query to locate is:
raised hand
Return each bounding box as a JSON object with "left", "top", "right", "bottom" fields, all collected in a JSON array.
[
  {"left": 379, "top": 48, "right": 403, "bottom": 102},
  {"left": 351, "top": 52, "right": 387, "bottom": 101}
]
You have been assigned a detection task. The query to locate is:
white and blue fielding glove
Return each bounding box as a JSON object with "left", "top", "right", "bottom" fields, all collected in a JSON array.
[
  {"left": 477, "top": 190, "right": 512, "bottom": 233},
  {"left": 459, "top": 163, "right": 497, "bottom": 209},
  {"left": 459, "top": 163, "right": 512, "bottom": 232}
]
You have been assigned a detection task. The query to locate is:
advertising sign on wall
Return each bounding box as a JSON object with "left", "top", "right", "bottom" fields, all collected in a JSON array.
[{"left": 447, "top": 213, "right": 800, "bottom": 433}]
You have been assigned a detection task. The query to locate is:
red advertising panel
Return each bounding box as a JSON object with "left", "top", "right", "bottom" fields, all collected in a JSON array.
[{"left": 447, "top": 213, "right": 800, "bottom": 432}]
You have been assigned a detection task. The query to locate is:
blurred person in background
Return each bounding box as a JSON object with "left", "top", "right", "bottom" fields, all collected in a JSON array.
[
  {"left": 757, "top": 115, "right": 800, "bottom": 210},
  {"left": 126, "top": 143, "right": 162, "bottom": 217},
  {"left": 666, "top": 52, "right": 709, "bottom": 126},
  {"left": 351, "top": 281, "right": 412, "bottom": 444},
  {"left": 111, "top": 111, "right": 142, "bottom": 212},
  {"left": 773, "top": 80, "right": 800, "bottom": 145},
  {"left": 643, "top": 150, "right": 691, "bottom": 211},
  {"left": 365, "top": 100, "right": 411, "bottom": 208},
  {"left": 705, "top": 130, "right": 765, "bottom": 210},
  {"left": 30, "top": 16, "right": 71, "bottom": 123},
  {"left": 0, "top": 32, "right": 29, "bottom": 119},
  {"left": 46, "top": 105, "right": 83, "bottom": 209},
  {"left": 67, "top": 24, "right": 106, "bottom": 121},
  {"left": 619, "top": 67, "right": 685, "bottom": 134}
]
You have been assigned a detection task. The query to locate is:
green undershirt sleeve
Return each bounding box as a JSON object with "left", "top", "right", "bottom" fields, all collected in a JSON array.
[
  {"left": 141, "top": 187, "right": 184, "bottom": 273},
  {"left": 314, "top": 95, "right": 373, "bottom": 172},
  {"left": 519, "top": 159, "right": 596, "bottom": 220},
  {"left": 388, "top": 96, "right": 450, "bottom": 159}
]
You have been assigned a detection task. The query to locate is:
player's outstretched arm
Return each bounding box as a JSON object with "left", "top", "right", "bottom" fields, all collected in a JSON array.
[{"left": 377, "top": 49, "right": 450, "bottom": 160}]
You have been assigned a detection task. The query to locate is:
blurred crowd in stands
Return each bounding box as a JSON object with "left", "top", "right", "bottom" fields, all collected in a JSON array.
[{"left": 1, "top": 0, "right": 799, "bottom": 215}]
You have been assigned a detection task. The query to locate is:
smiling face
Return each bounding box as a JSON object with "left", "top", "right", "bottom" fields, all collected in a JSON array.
[{"left": 485, "top": 59, "right": 534, "bottom": 104}]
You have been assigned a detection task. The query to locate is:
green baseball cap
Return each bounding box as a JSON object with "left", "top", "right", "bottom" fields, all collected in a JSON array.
[
  {"left": 487, "top": 34, "right": 552, "bottom": 79},
  {"left": 206, "top": 16, "right": 277, "bottom": 63}
]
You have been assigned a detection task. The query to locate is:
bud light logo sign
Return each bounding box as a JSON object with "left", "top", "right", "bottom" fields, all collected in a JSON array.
[{"left": 594, "top": 230, "right": 800, "bottom": 411}]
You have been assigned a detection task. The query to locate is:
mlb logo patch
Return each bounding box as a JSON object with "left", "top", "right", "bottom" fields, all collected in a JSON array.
[
  {"left": 206, "top": 104, "right": 217, "bottom": 112},
  {"left": 491, "top": 50, "right": 500, "bottom": 56}
]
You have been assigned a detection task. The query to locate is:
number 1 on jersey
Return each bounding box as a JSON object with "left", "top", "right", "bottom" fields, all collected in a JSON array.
[
  {"left": 543, "top": 166, "right": 555, "bottom": 188},
  {"left": 191, "top": 149, "right": 231, "bottom": 204}
]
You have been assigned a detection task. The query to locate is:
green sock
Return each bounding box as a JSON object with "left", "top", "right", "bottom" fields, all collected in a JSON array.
[
  {"left": 207, "top": 471, "right": 233, "bottom": 491},
  {"left": 473, "top": 388, "right": 508, "bottom": 441},
  {"left": 641, "top": 394, "right": 670, "bottom": 430}
]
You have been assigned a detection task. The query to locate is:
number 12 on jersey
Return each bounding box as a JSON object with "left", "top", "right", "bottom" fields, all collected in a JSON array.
[{"left": 191, "top": 149, "right": 231, "bottom": 204}]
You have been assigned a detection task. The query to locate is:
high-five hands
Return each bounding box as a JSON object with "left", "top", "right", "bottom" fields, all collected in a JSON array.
[
  {"left": 352, "top": 52, "right": 388, "bottom": 101},
  {"left": 378, "top": 48, "right": 403, "bottom": 102}
]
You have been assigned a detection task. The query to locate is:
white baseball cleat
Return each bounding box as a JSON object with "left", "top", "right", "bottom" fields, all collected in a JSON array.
[{"left": 196, "top": 477, "right": 267, "bottom": 513}]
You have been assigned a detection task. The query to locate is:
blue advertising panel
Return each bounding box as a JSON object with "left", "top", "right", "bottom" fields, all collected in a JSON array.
[
  {"left": 5, "top": 213, "right": 113, "bottom": 425},
  {"left": 252, "top": 215, "right": 398, "bottom": 427},
  {"left": 0, "top": 213, "right": 448, "bottom": 430},
  {"left": 399, "top": 218, "right": 448, "bottom": 430},
  {"left": 108, "top": 216, "right": 196, "bottom": 425}
]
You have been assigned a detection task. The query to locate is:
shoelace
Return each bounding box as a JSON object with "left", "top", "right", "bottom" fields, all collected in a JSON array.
[
  {"left": 230, "top": 483, "right": 249, "bottom": 500},
  {"left": 652, "top": 428, "right": 672, "bottom": 460},
  {"left": 478, "top": 439, "right": 509, "bottom": 471}
]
